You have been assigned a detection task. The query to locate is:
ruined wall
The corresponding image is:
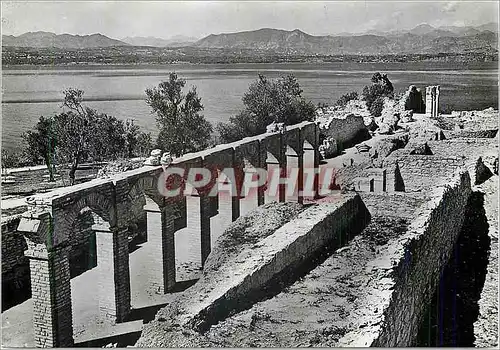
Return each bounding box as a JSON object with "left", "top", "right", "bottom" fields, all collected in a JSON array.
[
  {"left": 383, "top": 154, "right": 465, "bottom": 192},
  {"left": 428, "top": 138, "right": 498, "bottom": 174},
  {"left": 359, "top": 193, "right": 428, "bottom": 220},
  {"left": 372, "top": 171, "right": 472, "bottom": 346},
  {"left": 1, "top": 216, "right": 29, "bottom": 287},
  {"left": 443, "top": 129, "right": 498, "bottom": 139},
  {"left": 317, "top": 113, "right": 368, "bottom": 151},
  {"left": 2, "top": 209, "right": 100, "bottom": 296}
]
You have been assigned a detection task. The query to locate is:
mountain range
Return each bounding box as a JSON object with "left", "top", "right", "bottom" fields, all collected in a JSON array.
[
  {"left": 2, "top": 31, "right": 127, "bottom": 48},
  {"left": 2, "top": 23, "right": 498, "bottom": 55},
  {"left": 120, "top": 35, "right": 198, "bottom": 47},
  {"left": 194, "top": 24, "right": 498, "bottom": 54}
]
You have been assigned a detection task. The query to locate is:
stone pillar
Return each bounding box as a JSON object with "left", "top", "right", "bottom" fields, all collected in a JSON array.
[
  {"left": 434, "top": 85, "right": 440, "bottom": 117},
  {"left": 382, "top": 169, "right": 387, "bottom": 192},
  {"left": 231, "top": 152, "right": 241, "bottom": 222},
  {"left": 173, "top": 196, "right": 187, "bottom": 232},
  {"left": 26, "top": 243, "right": 73, "bottom": 347},
  {"left": 257, "top": 142, "right": 267, "bottom": 206},
  {"left": 297, "top": 150, "right": 304, "bottom": 204},
  {"left": 425, "top": 86, "right": 433, "bottom": 117},
  {"left": 278, "top": 134, "right": 287, "bottom": 203},
  {"left": 160, "top": 205, "right": 176, "bottom": 292},
  {"left": 95, "top": 224, "right": 131, "bottom": 322},
  {"left": 313, "top": 148, "right": 321, "bottom": 198},
  {"left": 426, "top": 86, "right": 440, "bottom": 118},
  {"left": 143, "top": 204, "right": 163, "bottom": 293},
  {"left": 143, "top": 203, "right": 176, "bottom": 293},
  {"left": 199, "top": 194, "right": 211, "bottom": 267}
]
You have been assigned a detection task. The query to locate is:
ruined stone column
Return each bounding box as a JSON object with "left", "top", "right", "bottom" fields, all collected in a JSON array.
[
  {"left": 231, "top": 152, "right": 241, "bottom": 222},
  {"left": 199, "top": 193, "right": 212, "bottom": 266},
  {"left": 142, "top": 203, "right": 177, "bottom": 293},
  {"left": 313, "top": 147, "right": 321, "bottom": 198},
  {"left": 382, "top": 169, "right": 387, "bottom": 192},
  {"left": 257, "top": 142, "right": 267, "bottom": 206},
  {"left": 425, "top": 86, "right": 433, "bottom": 117},
  {"left": 434, "top": 85, "right": 440, "bottom": 117},
  {"left": 425, "top": 86, "right": 440, "bottom": 118},
  {"left": 297, "top": 149, "right": 305, "bottom": 204},
  {"left": 278, "top": 133, "right": 288, "bottom": 202},
  {"left": 95, "top": 224, "right": 131, "bottom": 322},
  {"left": 144, "top": 203, "right": 164, "bottom": 293},
  {"left": 160, "top": 205, "right": 177, "bottom": 291},
  {"left": 25, "top": 243, "right": 73, "bottom": 347}
]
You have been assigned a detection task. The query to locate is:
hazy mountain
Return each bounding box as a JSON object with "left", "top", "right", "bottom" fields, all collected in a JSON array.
[
  {"left": 121, "top": 35, "right": 197, "bottom": 47},
  {"left": 476, "top": 22, "right": 499, "bottom": 32},
  {"left": 332, "top": 23, "right": 497, "bottom": 37},
  {"left": 2, "top": 31, "right": 128, "bottom": 48},
  {"left": 409, "top": 23, "right": 436, "bottom": 36},
  {"left": 193, "top": 26, "right": 498, "bottom": 55}
]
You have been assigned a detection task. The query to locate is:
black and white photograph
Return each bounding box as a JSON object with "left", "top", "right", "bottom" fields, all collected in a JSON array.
[{"left": 0, "top": 1, "right": 498, "bottom": 348}]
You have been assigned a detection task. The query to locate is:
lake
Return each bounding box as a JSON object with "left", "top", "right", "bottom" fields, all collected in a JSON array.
[{"left": 2, "top": 62, "right": 498, "bottom": 152}]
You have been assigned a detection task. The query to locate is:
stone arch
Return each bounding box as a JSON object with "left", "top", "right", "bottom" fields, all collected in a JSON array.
[
  {"left": 68, "top": 207, "right": 99, "bottom": 278},
  {"left": 57, "top": 191, "right": 114, "bottom": 241},
  {"left": 128, "top": 175, "right": 165, "bottom": 208}
]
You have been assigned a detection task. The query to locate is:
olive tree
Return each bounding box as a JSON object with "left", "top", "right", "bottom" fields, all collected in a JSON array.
[
  {"left": 217, "top": 74, "right": 316, "bottom": 143},
  {"left": 362, "top": 72, "right": 394, "bottom": 118},
  {"left": 23, "top": 116, "right": 57, "bottom": 181},
  {"left": 145, "top": 73, "right": 213, "bottom": 156}
]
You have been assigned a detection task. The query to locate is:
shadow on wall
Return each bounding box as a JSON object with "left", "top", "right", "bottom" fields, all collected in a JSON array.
[{"left": 415, "top": 191, "right": 490, "bottom": 346}]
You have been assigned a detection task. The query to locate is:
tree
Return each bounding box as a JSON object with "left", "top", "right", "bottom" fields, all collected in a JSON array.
[
  {"left": 23, "top": 116, "right": 57, "bottom": 181},
  {"left": 362, "top": 72, "right": 394, "bottom": 118},
  {"left": 334, "top": 91, "right": 358, "bottom": 108},
  {"left": 55, "top": 88, "right": 133, "bottom": 185},
  {"left": 124, "top": 120, "right": 140, "bottom": 158},
  {"left": 217, "top": 74, "right": 316, "bottom": 143},
  {"left": 145, "top": 73, "right": 213, "bottom": 156},
  {"left": 1, "top": 149, "right": 22, "bottom": 172},
  {"left": 135, "top": 132, "right": 153, "bottom": 158}
]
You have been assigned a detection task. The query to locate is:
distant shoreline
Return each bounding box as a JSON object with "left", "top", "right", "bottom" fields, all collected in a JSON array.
[{"left": 2, "top": 60, "right": 498, "bottom": 72}]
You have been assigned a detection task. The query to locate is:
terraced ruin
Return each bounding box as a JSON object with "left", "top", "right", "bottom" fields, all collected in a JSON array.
[{"left": 2, "top": 86, "right": 498, "bottom": 348}]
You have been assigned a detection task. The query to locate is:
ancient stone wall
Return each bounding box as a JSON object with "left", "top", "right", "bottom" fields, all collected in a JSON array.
[
  {"left": 359, "top": 192, "right": 429, "bottom": 220},
  {"left": 427, "top": 138, "right": 498, "bottom": 184},
  {"left": 383, "top": 154, "right": 465, "bottom": 192},
  {"left": 1, "top": 215, "right": 29, "bottom": 287},
  {"left": 317, "top": 113, "right": 368, "bottom": 152},
  {"left": 372, "top": 171, "right": 472, "bottom": 346}
]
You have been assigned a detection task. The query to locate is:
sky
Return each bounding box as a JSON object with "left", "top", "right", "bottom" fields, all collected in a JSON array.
[{"left": 1, "top": 1, "right": 498, "bottom": 39}]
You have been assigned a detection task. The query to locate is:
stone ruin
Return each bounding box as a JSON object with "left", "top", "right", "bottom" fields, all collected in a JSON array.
[
  {"left": 143, "top": 149, "right": 173, "bottom": 166},
  {"left": 402, "top": 85, "right": 425, "bottom": 114},
  {"left": 266, "top": 122, "right": 286, "bottom": 134},
  {"left": 2, "top": 85, "right": 498, "bottom": 348},
  {"left": 425, "top": 85, "right": 440, "bottom": 118}
]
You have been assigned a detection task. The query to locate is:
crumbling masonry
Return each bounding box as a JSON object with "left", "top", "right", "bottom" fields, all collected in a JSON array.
[{"left": 425, "top": 85, "right": 440, "bottom": 118}]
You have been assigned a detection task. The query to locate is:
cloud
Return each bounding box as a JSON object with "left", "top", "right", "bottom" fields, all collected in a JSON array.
[{"left": 443, "top": 1, "right": 459, "bottom": 13}]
